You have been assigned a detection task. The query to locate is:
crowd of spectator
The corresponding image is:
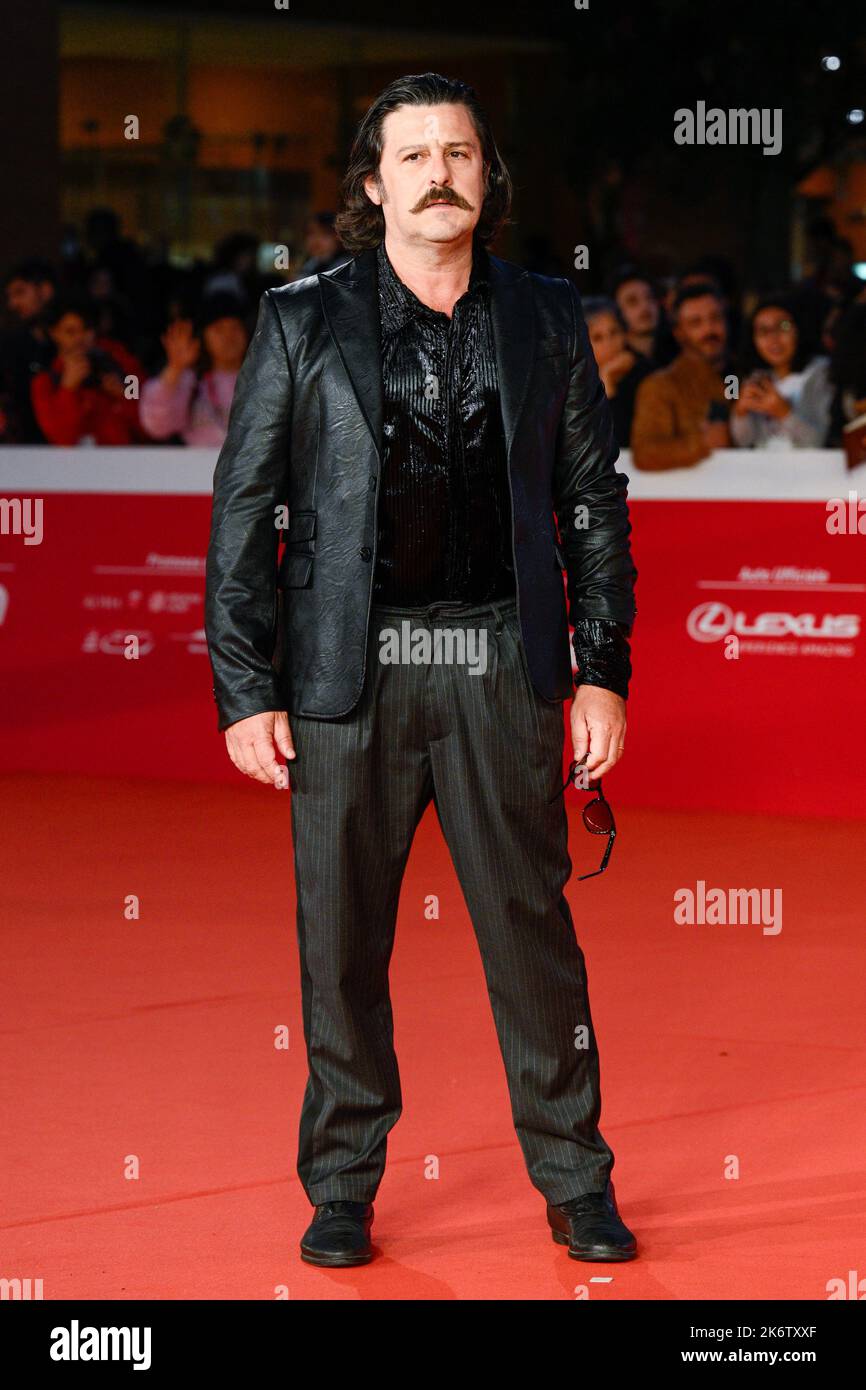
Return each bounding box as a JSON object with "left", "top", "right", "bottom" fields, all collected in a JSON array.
[
  {"left": 0, "top": 208, "right": 349, "bottom": 449},
  {"left": 2, "top": 206, "right": 865, "bottom": 467},
  {"left": 584, "top": 243, "right": 866, "bottom": 468}
]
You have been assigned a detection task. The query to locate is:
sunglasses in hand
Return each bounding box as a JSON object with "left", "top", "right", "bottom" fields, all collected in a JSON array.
[{"left": 549, "top": 758, "right": 617, "bottom": 880}]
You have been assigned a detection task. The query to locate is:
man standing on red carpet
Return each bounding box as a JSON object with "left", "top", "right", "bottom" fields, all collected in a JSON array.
[{"left": 205, "top": 73, "right": 639, "bottom": 1267}]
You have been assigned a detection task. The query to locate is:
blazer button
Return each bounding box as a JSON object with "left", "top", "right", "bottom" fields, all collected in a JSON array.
[{"left": 360, "top": 546, "right": 373, "bottom": 561}]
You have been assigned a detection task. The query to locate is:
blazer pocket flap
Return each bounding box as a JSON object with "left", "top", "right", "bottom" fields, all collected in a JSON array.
[
  {"left": 286, "top": 509, "right": 317, "bottom": 543},
  {"left": 278, "top": 551, "right": 313, "bottom": 588}
]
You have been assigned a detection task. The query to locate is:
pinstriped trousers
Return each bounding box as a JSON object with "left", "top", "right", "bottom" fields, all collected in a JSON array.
[{"left": 286, "top": 593, "right": 616, "bottom": 1207}]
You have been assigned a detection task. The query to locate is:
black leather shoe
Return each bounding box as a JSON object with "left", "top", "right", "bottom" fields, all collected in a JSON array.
[
  {"left": 299, "top": 1200, "right": 375, "bottom": 1267},
  {"left": 547, "top": 1180, "right": 637, "bottom": 1261}
]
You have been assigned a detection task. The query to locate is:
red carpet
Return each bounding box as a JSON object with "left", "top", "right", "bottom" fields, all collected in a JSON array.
[{"left": 2, "top": 772, "right": 864, "bottom": 1300}]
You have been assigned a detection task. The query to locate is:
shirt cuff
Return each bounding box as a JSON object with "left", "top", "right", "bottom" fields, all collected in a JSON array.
[{"left": 572, "top": 618, "right": 632, "bottom": 700}]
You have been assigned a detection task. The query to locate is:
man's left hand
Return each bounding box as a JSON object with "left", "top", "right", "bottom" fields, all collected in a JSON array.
[{"left": 570, "top": 685, "right": 627, "bottom": 780}]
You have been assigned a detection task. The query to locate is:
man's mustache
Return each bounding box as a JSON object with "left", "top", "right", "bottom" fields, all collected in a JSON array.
[{"left": 411, "top": 187, "right": 473, "bottom": 213}]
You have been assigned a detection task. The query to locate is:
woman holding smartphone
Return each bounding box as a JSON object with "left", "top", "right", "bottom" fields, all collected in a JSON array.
[{"left": 731, "top": 293, "right": 832, "bottom": 448}]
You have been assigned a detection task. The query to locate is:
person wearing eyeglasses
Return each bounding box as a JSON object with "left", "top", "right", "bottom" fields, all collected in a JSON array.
[{"left": 731, "top": 294, "right": 832, "bottom": 449}]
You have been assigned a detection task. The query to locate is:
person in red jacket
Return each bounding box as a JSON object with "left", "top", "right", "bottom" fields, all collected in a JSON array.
[{"left": 31, "top": 296, "right": 147, "bottom": 445}]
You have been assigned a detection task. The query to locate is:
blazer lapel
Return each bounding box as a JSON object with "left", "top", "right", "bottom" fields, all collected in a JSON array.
[
  {"left": 487, "top": 254, "right": 536, "bottom": 460},
  {"left": 319, "top": 247, "right": 384, "bottom": 461}
]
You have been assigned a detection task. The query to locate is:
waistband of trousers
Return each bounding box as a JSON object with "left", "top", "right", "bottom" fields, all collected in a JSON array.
[{"left": 371, "top": 593, "right": 518, "bottom": 626}]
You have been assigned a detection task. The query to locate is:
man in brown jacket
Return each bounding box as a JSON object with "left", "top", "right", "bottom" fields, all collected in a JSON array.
[{"left": 631, "top": 282, "right": 730, "bottom": 470}]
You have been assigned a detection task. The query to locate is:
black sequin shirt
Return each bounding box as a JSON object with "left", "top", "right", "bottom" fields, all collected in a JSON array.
[{"left": 373, "top": 238, "right": 515, "bottom": 605}]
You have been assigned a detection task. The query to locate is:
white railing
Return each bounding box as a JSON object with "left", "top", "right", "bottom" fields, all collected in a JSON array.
[{"left": 0, "top": 446, "right": 862, "bottom": 501}]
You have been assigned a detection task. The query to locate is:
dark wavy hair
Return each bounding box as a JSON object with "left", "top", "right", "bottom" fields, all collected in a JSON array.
[
  {"left": 740, "top": 292, "right": 819, "bottom": 376},
  {"left": 334, "top": 72, "right": 513, "bottom": 252}
]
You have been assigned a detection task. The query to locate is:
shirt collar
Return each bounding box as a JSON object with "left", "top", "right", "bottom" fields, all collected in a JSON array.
[{"left": 376, "top": 239, "right": 490, "bottom": 335}]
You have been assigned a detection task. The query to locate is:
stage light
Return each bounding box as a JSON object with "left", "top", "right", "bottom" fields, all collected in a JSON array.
[
  {"left": 846, "top": 108, "right": 865, "bottom": 124},
  {"left": 820, "top": 56, "right": 841, "bottom": 72},
  {"left": 853, "top": 264, "right": 866, "bottom": 281}
]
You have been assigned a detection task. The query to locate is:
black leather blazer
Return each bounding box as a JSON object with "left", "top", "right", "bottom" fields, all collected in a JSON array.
[{"left": 205, "top": 246, "right": 637, "bottom": 731}]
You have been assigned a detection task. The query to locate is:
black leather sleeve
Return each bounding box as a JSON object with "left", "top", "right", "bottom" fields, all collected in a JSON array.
[
  {"left": 552, "top": 278, "right": 638, "bottom": 691},
  {"left": 205, "top": 291, "right": 292, "bottom": 732},
  {"left": 571, "top": 617, "right": 633, "bottom": 700}
]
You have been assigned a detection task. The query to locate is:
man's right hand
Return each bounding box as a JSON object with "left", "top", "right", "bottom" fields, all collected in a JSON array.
[{"left": 224, "top": 710, "right": 295, "bottom": 786}]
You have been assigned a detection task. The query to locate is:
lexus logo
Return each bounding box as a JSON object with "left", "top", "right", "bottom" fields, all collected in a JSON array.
[{"left": 686, "top": 602, "right": 860, "bottom": 643}]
